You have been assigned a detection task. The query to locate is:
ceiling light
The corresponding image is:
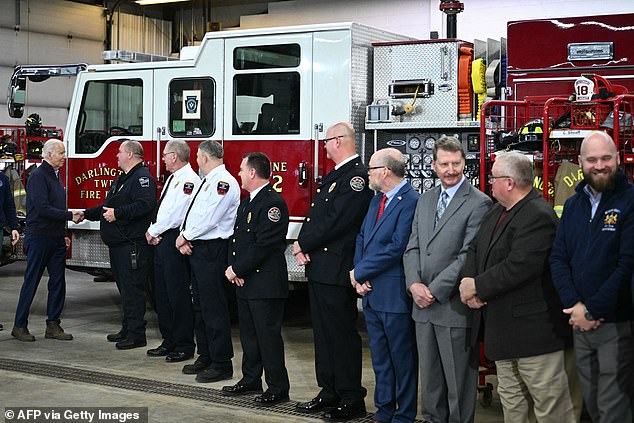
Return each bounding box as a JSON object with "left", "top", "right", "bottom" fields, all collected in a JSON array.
[{"left": 135, "top": 0, "right": 191, "bottom": 5}]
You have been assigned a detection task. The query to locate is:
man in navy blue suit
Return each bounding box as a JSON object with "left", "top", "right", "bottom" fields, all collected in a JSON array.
[{"left": 350, "top": 148, "right": 419, "bottom": 423}]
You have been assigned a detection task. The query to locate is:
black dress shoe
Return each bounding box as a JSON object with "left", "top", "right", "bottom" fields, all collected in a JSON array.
[
  {"left": 165, "top": 352, "right": 193, "bottom": 363},
  {"left": 0, "top": 323, "right": 4, "bottom": 331},
  {"left": 221, "top": 381, "right": 263, "bottom": 396},
  {"left": 195, "top": 367, "right": 233, "bottom": 383},
  {"left": 115, "top": 339, "right": 147, "bottom": 350},
  {"left": 295, "top": 396, "right": 339, "bottom": 413},
  {"left": 323, "top": 402, "right": 366, "bottom": 421},
  {"left": 182, "top": 358, "right": 210, "bottom": 375},
  {"left": 106, "top": 331, "right": 127, "bottom": 342},
  {"left": 147, "top": 346, "right": 171, "bottom": 357},
  {"left": 254, "top": 391, "right": 289, "bottom": 406}
]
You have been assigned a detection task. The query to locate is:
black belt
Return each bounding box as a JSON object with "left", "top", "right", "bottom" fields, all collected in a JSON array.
[{"left": 191, "top": 238, "right": 227, "bottom": 245}]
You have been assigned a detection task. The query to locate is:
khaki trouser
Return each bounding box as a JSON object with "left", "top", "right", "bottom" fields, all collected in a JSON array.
[{"left": 496, "top": 349, "right": 576, "bottom": 423}]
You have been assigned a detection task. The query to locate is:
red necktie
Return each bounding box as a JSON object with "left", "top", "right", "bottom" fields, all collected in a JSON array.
[{"left": 375, "top": 194, "right": 387, "bottom": 223}]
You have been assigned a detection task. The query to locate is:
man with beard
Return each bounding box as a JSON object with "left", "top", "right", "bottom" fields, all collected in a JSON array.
[{"left": 550, "top": 131, "right": 634, "bottom": 422}]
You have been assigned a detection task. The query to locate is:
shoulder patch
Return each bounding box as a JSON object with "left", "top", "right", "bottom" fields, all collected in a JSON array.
[
  {"left": 183, "top": 182, "right": 194, "bottom": 195},
  {"left": 350, "top": 176, "right": 365, "bottom": 192},
  {"left": 268, "top": 207, "right": 281, "bottom": 223},
  {"left": 138, "top": 176, "right": 150, "bottom": 188},
  {"left": 217, "top": 181, "right": 230, "bottom": 195}
]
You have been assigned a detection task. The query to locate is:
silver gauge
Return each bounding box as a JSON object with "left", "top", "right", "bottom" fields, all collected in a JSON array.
[
  {"left": 424, "top": 137, "right": 436, "bottom": 149},
  {"left": 411, "top": 179, "right": 422, "bottom": 191},
  {"left": 411, "top": 154, "right": 422, "bottom": 165},
  {"left": 423, "top": 179, "right": 434, "bottom": 190},
  {"left": 408, "top": 137, "right": 421, "bottom": 150},
  {"left": 423, "top": 155, "right": 433, "bottom": 165}
]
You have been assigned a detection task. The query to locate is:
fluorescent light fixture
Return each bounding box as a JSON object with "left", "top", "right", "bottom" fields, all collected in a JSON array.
[{"left": 135, "top": 0, "right": 191, "bottom": 5}]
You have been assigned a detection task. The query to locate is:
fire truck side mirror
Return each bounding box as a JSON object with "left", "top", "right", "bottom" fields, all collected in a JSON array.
[{"left": 8, "top": 78, "right": 26, "bottom": 119}]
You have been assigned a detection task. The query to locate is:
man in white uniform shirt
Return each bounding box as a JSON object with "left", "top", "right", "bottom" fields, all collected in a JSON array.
[
  {"left": 176, "top": 140, "right": 240, "bottom": 383},
  {"left": 146, "top": 140, "right": 200, "bottom": 363}
]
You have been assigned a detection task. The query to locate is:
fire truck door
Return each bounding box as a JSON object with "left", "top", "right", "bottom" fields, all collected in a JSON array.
[
  {"left": 152, "top": 39, "right": 224, "bottom": 182},
  {"left": 222, "top": 33, "right": 313, "bottom": 240},
  {"left": 312, "top": 29, "right": 353, "bottom": 182},
  {"left": 66, "top": 70, "right": 153, "bottom": 211}
]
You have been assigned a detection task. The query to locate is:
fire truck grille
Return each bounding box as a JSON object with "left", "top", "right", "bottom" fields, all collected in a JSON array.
[{"left": 0, "top": 358, "right": 428, "bottom": 423}]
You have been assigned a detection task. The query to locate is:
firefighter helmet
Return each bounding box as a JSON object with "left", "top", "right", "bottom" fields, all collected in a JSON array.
[
  {"left": 25, "top": 113, "right": 42, "bottom": 136},
  {"left": 506, "top": 119, "right": 544, "bottom": 152}
]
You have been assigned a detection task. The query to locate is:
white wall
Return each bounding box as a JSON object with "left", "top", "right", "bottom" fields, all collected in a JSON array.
[{"left": 239, "top": 0, "right": 634, "bottom": 41}]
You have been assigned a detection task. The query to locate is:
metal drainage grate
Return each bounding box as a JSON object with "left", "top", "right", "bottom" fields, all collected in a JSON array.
[{"left": 0, "top": 358, "right": 426, "bottom": 422}]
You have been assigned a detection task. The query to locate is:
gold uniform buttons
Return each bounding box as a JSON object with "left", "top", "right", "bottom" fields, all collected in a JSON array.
[
  {"left": 232, "top": 252, "right": 236, "bottom": 256},
  {"left": 306, "top": 217, "right": 311, "bottom": 222},
  {"left": 317, "top": 189, "right": 321, "bottom": 193},
  {"left": 311, "top": 203, "right": 314, "bottom": 207},
  {"left": 256, "top": 269, "right": 260, "bottom": 273},
  {"left": 323, "top": 247, "right": 328, "bottom": 251}
]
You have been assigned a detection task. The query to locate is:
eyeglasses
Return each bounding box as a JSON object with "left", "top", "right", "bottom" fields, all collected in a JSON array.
[
  {"left": 322, "top": 135, "right": 344, "bottom": 145},
  {"left": 488, "top": 175, "right": 512, "bottom": 183},
  {"left": 368, "top": 166, "right": 389, "bottom": 172},
  {"left": 162, "top": 151, "right": 176, "bottom": 158}
]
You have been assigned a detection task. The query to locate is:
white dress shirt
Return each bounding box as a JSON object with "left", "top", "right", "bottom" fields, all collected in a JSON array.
[
  {"left": 180, "top": 164, "right": 240, "bottom": 241},
  {"left": 147, "top": 163, "right": 201, "bottom": 238}
]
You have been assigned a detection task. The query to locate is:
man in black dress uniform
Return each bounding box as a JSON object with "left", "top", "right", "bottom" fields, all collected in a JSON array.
[
  {"left": 222, "top": 152, "right": 290, "bottom": 406},
  {"left": 293, "top": 122, "right": 372, "bottom": 420},
  {"left": 84, "top": 139, "right": 156, "bottom": 350}
]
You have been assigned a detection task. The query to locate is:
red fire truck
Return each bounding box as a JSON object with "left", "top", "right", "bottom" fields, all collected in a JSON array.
[
  {"left": 7, "top": 13, "right": 633, "bottom": 282},
  {"left": 479, "top": 13, "right": 634, "bottom": 215}
]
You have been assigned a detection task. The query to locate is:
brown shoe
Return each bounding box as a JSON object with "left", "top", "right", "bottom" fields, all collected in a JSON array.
[
  {"left": 45, "top": 321, "right": 73, "bottom": 340},
  {"left": 11, "top": 326, "right": 35, "bottom": 342}
]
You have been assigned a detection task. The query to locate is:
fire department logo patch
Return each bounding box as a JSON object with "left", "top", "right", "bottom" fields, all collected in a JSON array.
[
  {"left": 217, "top": 181, "right": 230, "bottom": 195},
  {"left": 138, "top": 177, "right": 150, "bottom": 188},
  {"left": 350, "top": 176, "right": 365, "bottom": 192},
  {"left": 268, "top": 207, "right": 281, "bottom": 223},
  {"left": 183, "top": 182, "right": 194, "bottom": 195},
  {"left": 602, "top": 208, "right": 620, "bottom": 232}
]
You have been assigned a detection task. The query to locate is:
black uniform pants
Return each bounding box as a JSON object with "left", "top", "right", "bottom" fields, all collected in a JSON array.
[
  {"left": 109, "top": 243, "right": 151, "bottom": 342},
  {"left": 237, "top": 297, "right": 289, "bottom": 394},
  {"left": 308, "top": 281, "right": 366, "bottom": 404},
  {"left": 154, "top": 229, "right": 194, "bottom": 354},
  {"left": 189, "top": 239, "right": 233, "bottom": 371}
]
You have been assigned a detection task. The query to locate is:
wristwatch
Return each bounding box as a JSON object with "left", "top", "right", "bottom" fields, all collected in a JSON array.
[{"left": 583, "top": 306, "right": 595, "bottom": 321}]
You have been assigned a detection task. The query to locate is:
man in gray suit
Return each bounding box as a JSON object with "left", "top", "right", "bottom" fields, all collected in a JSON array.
[{"left": 403, "top": 136, "right": 491, "bottom": 423}]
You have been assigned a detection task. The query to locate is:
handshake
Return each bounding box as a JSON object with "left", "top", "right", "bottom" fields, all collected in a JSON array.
[{"left": 71, "top": 210, "right": 85, "bottom": 224}]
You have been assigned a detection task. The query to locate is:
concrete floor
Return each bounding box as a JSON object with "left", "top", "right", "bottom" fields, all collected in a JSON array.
[{"left": 0, "top": 261, "right": 504, "bottom": 422}]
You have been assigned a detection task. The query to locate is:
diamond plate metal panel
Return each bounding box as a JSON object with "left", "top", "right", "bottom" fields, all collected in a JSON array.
[
  {"left": 67, "top": 230, "right": 110, "bottom": 268},
  {"left": 350, "top": 24, "right": 412, "bottom": 162},
  {"left": 373, "top": 42, "right": 462, "bottom": 127}
]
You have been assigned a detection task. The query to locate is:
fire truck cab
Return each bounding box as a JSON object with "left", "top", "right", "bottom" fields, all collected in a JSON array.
[{"left": 53, "top": 23, "right": 408, "bottom": 280}]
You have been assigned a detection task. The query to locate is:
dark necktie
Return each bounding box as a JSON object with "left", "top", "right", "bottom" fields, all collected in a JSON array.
[
  {"left": 181, "top": 178, "right": 206, "bottom": 231},
  {"left": 152, "top": 174, "right": 174, "bottom": 223},
  {"left": 375, "top": 194, "right": 387, "bottom": 223},
  {"left": 435, "top": 191, "right": 448, "bottom": 228}
]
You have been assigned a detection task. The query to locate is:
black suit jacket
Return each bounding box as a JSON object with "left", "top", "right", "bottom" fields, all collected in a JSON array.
[
  {"left": 229, "top": 183, "right": 289, "bottom": 300},
  {"left": 298, "top": 156, "right": 372, "bottom": 286},
  {"left": 462, "top": 189, "right": 570, "bottom": 361}
]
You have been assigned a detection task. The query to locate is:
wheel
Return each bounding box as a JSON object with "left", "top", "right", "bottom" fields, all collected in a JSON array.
[{"left": 480, "top": 382, "right": 493, "bottom": 407}]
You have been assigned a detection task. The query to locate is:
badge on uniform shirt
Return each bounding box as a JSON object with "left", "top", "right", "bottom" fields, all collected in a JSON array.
[
  {"left": 247, "top": 212, "right": 252, "bottom": 224},
  {"left": 183, "top": 182, "right": 194, "bottom": 195},
  {"left": 350, "top": 176, "right": 365, "bottom": 192},
  {"left": 328, "top": 182, "right": 337, "bottom": 193},
  {"left": 268, "top": 207, "right": 281, "bottom": 223},
  {"left": 139, "top": 177, "right": 150, "bottom": 188},
  {"left": 217, "top": 181, "right": 230, "bottom": 195}
]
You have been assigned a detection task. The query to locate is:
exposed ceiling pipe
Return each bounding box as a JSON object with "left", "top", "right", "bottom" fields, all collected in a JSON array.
[{"left": 439, "top": 0, "right": 464, "bottom": 39}]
